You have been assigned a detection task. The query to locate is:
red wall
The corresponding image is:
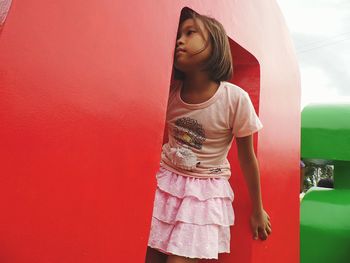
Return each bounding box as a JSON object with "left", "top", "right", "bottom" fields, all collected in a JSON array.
[{"left": 0, "top": 1, "right": 300, "bottom": 262}]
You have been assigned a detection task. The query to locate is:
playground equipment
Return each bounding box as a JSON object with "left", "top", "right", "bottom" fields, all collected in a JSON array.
[
  {"left": 301, "top": 103, "right": 350, "bottom": 263},
  {"left": 0, "top": 1, "right": 300, "bottom": 262}
]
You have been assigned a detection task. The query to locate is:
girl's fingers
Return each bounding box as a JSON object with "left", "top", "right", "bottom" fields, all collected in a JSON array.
[
  {"left": 259, "top": 229, "right": 268, "bottom": 240},
  {"left": 266, "top": 225, "right": 272, "bottom": 235},
  {"left": 253, "top": 228, "right": 259, "bottom": 240}
]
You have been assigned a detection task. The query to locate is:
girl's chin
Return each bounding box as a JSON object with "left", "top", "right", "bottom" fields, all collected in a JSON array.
[
  {"left": 174, "top": 63, "right": 193, "bottom": 73},
  {"left": 173, "top": 64, "right": 186, "bottom": 72}
]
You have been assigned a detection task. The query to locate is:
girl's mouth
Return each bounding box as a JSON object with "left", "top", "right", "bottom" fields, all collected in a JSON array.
[
  {"left": 176, "top": 48, "right": 186, "bottom": 53},
  {"left": 176, "top": 50, "right": 186, "bottom": 56}
]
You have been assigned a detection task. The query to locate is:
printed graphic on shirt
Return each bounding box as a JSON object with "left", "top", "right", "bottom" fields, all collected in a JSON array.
[
  {"left": 209, "top": 168, "right": 222, "bottom": 174},
  {"left": 173, "top": 117, "right": 206, "bottom": 150}
]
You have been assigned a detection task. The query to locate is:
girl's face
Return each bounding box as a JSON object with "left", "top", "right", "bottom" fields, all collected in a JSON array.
[{"left": 174, "top": 18, "right": 212, "bottom": 74}]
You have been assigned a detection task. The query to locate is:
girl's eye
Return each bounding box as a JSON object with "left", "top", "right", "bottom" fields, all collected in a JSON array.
[{"left": 176, "top": 30, "right": 196, "bottom": 39}]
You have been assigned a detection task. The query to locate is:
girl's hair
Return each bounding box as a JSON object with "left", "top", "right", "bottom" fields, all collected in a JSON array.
[{"left": 174, "top": 7, "right": 233, "bottom": 82}]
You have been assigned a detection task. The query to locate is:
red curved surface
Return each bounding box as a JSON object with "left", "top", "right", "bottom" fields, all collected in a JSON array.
[{"left": 0, "top": 1, "right": 300, "bottom": 262}]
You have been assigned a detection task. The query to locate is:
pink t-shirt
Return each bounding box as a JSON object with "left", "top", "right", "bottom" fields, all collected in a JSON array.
[{"left": 160, "top": 80, "right": 263, "bottom": 179}]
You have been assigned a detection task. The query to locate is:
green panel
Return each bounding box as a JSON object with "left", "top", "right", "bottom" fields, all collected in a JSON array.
[
  {"left": 301, "top": 103, "right": 350, "bottom": 161},
  {"left": 301, "top": 104, "right": 350, "bottom": 263},
  {"left": 334, "top": 161, "right": 350, "bottom": 189},
  {"left": 300, "top": 188, "right": 350, "bottom": 263}
]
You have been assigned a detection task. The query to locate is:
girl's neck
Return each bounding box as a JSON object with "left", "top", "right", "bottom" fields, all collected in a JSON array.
[{"left": 183, "top": 72, "right": 217, "bottom": 92}]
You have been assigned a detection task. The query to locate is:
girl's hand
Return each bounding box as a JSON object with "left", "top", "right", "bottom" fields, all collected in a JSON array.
[{"left": 250, "top": 209, "right": 272, "bottom": 241}]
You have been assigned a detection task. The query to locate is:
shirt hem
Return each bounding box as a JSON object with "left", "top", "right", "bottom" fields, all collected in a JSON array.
[{"left": 160, "top": 162, "right": 231, "bottom": 180}]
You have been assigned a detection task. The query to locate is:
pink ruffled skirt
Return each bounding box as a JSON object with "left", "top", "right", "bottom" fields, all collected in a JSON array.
[{"left": 147, "top": 166, "right": 235, "bottom": 259}]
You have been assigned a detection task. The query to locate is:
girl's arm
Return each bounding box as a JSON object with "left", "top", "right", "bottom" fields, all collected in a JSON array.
[{"left": 236, "top": 134, "right": 272, "bottom": 241}]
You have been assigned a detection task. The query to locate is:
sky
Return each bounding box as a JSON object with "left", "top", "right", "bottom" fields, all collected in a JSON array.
[{"left": 276, "top": 0, "right": 350, "bottom": 109}]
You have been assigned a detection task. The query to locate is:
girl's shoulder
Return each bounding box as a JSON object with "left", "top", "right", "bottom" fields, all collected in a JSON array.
[
  {"left": 169, "top": 80, "right": 181, "bottom": 92},
  {"left": 168, "top": 80, "right": 181, "bottom": 102},
  {"left": 221, "top": 81, "right": 247, "bottom": 94},
  {"left": 220, "top": 81, "right": 249, "bottom": 102}
]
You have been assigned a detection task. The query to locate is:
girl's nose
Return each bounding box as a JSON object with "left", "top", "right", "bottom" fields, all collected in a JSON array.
[{"left": 176, "top": 36, "right": 184, "bottom": 46}]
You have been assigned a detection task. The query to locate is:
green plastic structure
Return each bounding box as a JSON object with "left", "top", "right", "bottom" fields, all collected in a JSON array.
[{"left": 300, "top": 103, "right": 350, "bottom": 263}]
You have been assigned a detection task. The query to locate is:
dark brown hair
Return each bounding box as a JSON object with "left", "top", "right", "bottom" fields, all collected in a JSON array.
[{"left": 173, "top": 7, "right": 233, "bottom": 82}]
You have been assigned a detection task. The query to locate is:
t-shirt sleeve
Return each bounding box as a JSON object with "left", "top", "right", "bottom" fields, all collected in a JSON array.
[{"left": 231, "top": 91, "right": 263, "bottom": 137}]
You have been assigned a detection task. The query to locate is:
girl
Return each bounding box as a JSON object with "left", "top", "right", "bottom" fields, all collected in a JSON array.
[{"left": 146, "top": 8, "right": 271, "bottom": 263}]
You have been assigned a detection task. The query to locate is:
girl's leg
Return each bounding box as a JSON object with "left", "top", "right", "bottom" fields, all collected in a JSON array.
[
  {"left": 145, "top": 246, "right": 168, "bottom": 263},
  {"left": 166, "top": 255, "right": 198, "bottom": 263}
]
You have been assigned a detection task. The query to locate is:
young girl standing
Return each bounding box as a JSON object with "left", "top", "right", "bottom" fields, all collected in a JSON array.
[{"left": 146, "top": 8, "right": 271, "bottom": 263}]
